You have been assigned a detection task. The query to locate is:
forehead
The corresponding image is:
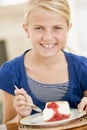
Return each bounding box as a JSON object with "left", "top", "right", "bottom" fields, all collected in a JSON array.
[{"left": 29, "top": 7, "right": 67, "bottom": 26}]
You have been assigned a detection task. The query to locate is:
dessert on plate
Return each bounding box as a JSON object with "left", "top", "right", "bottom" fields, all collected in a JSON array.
[{"left": 43, "top": 101, "right": 70, "bottom": 122}]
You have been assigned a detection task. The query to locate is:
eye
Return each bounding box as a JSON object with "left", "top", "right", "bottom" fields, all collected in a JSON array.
[
  {"left": 35, "top": 26, "right": 44, "bottom": 30},
  {"left": 54, "top": 26, "right": 62, "bottom": 30}
]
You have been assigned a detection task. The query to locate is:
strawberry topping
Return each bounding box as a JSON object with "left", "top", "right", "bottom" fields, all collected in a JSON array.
[{"left": 47, "top": 102, "right": 69, "bottom": 122}]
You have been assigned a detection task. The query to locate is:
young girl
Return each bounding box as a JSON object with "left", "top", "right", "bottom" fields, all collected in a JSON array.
[{"left": 0, "top": 0, "right": 87, "bottom": 124}]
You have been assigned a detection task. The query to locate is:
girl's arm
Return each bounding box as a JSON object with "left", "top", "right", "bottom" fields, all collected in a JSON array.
[
  {"left": 1, "top": 88, "right": 33, "bottom": 124},
  {"left": 1, "top": 90, "right": 19, "bottom": 124}
]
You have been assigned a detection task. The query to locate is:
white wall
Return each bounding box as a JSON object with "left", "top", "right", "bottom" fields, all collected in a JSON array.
[
  {"left": 74, "top": 0, "right": 87, "bottom": 55},
  {"left": 0, "top": 3, "right": 31, "bottom": 60},
  {"left": 67, "top": 0, "right": 87, "bottom": 56}
]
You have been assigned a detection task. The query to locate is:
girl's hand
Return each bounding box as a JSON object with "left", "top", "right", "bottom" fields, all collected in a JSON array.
[
  {"left": 78, "top": 97, "right": 87, "bottom": 112},
  {"left": 14, "top": 88, "right": 33, "bottom": 117}
]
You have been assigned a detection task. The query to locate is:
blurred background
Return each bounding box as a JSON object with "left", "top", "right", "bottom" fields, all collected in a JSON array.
[{"left": 0, "top": 0, "right": 87, "bottom": 123}]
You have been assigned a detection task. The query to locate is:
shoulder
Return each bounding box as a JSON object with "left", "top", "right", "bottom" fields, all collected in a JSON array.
[
  {"left": 1, "top": 49, "right": 30, "bottom": 70},
  {"left": 64, "top": 51, "right": 87, "bottom": 81},
  {"left": 0, "top": 54, "right": 23, "bottom": 73},
  {"left": 64, "top": 51, "right": 87, "bottom": 66},
  {"left": 0, "top": 50, "right": 29, "bottom": 78}
]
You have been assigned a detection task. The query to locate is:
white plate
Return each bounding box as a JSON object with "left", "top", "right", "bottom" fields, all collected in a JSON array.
[{"left": 20, "top": 109, "right": 86, "bottom": 126}]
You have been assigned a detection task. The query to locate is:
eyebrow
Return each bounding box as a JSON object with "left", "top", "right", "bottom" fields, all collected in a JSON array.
[{"left": 33, "top": 24, "right": 65, "bottom": 27}]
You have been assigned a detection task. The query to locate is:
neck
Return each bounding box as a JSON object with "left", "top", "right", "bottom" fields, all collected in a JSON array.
[{"left": 28, "top": 50, "right": 64, "bottom": 68}]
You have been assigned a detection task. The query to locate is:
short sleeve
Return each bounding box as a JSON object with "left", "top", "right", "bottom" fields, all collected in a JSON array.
[
  {"left": 0, "top": 62, "right": 16, "bottom": 95},
  {"left": 79, "top": 56, "right": 87, "bottom": 91}
]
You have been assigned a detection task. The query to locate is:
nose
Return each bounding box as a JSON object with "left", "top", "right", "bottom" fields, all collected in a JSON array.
[{"left": 43, "top": 28, "right": 54, "bottom": 41}]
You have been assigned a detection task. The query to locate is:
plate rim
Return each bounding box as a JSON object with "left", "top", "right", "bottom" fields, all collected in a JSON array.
[{"left": 20, "top": 109, "right": 86, "bottom": 126}]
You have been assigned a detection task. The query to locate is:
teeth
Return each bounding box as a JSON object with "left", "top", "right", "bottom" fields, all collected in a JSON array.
[
  {"left": 49, "top": 44, "right": 54, "bottom": 48},
  {"left": 43, "top": 44, "right": 54, "bottom": 48},
  {"left": 43, "top": 44, "right": 49, "bottom": 48}
]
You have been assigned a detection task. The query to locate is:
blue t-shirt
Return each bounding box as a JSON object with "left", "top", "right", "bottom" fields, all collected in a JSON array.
[{"left": 0, "top": 50, "right": 87, "bottom": 114}]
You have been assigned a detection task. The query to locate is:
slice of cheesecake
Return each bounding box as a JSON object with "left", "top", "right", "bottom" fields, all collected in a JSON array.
[{"left": 43, "top": 101, "right": 70, "bottom": 122}]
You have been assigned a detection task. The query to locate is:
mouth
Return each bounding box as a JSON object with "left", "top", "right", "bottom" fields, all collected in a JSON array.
[{"left": 41, "top": 44, "right": 56, "bottom": 49}]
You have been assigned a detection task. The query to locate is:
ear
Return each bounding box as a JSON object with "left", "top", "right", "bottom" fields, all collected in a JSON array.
[
  {"left": 23, "top": 24, "right": 30, "bottom": 38},
  {"left": 68, "top": 22, "right": 72, "bottom": 31}
]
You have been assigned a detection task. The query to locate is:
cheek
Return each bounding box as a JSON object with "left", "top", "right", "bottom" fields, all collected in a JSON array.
[
  {"left": 30, "top": 32, "right": 42, "bottom": 42},
  {"left": 57, "top": 32, "right": 68, "bottom": 42},
  {"left": 30, "top": 35, "right": 41, "bottom": 44}
]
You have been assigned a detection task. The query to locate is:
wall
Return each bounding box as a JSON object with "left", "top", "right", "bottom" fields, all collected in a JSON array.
[
  {"left": 0, "top": 3, "right": 32, "bottom": 60},
  {"left": 67, "top": 0, "right": 87, "bottom": 55}
]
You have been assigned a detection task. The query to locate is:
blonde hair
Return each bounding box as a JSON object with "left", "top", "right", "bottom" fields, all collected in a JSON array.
[{"left": 24, "top": 0, "right": 70, "bottom": 26}]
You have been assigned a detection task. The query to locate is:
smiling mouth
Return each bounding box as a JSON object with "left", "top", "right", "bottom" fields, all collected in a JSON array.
[{"left": 41, "top": 44, "right": 56, "bottom": 49}]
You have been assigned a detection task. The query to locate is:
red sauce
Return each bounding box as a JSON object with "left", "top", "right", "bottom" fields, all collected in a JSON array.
[{"left": 47, "top": 102, "right": 69, "bottom": 122}]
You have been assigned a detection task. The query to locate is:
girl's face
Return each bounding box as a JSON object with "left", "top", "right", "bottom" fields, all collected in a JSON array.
[{"left": 25, "top": 7, "right": 71, "bottom": 58}]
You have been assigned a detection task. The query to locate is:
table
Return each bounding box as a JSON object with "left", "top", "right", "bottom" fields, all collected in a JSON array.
[
  {"left": 0, "top": 123, "right": 87, "bottom": 130},
  {"left": 0, "top": 114, "right": 87, "bottom": 130}
]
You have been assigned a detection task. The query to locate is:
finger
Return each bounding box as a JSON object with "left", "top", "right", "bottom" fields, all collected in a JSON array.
[
  {"left": 24, "top": 93, "right": 33, "bottom": 104},
  {"left": 84, "top": 105, "right": 87, "bottom": 113},
  {"left": 14, "top": 88, "right": 33, "bottom": 105},
  {"left": 15, "top": 103, "right": 32, "bottom": 117},
  {"left": 14, "top": 88, "right": 27, "bottom": 96},
  {"left": 15, "top": 106, "right": 28, "bottom": 114},
  {"left": 78, "top": 97, "right": 87, "bottom": 111},
  {"left": 14, "top": 95, "right": 27, "bottom": 107},
  {"left": 15, "top": 89, "right": 31, "bottom": 104},
  {"left": 15, "top": 94, "right": 27, "bottom": 101},
  {"left": 78, "top": 103, "right": 85, "bottom": 112},
  {"left": 14, "top": 100, "right": 28, "bottom": 107}
]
